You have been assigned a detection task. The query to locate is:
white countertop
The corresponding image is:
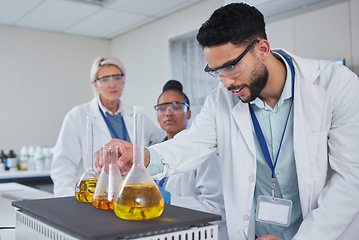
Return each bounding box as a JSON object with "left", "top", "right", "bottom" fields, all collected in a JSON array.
[{"left": 0, "top": 182, "right": 54, "bottom": 240}]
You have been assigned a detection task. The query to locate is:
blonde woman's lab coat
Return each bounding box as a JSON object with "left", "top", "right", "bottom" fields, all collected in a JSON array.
[
  {"left": 150, "top": 50, "right": 359, "bottom": 240},
  {"left": 51, "top": 97, "right": 164, "bottom": 197}
]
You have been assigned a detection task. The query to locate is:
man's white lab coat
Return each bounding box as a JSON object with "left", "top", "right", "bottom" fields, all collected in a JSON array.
[
  {"left": 150, "top": 50, "right": 359, "bottom": 239},
  {"left": 51, "top": 97, "right": 164, "bottom": 197}
]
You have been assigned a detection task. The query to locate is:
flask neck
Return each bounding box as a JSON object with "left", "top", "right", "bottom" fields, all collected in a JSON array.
[
  {"left": 103, "top": 145, "right": 119, "bottom": 173},
  {"left": 87, "top": 116, "right": 96, "bottom": 170},
  {"left": 133, "top": 144, "right": 144, "bottom": 168},
  {"left": 132, "top": 106, "right": 145, "bottom": 168}
]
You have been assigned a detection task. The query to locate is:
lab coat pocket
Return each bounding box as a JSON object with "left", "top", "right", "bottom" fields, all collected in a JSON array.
[
  {"left": 306, "top": 128, "right": 329, "bottom": 183},
  {"left": 305, "top": 128, "right": 329, "bottom": 209}
]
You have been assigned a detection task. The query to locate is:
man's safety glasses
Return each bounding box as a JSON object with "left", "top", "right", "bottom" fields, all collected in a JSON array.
[
  {"left": 204, "top": 39, "right": 259, "bottom": 79},
  {"left": 154, "top": 101, "right": 189, "bottom": 115}
]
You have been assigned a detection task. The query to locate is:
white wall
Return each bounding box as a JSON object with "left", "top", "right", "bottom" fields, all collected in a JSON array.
[
  {"left": 350, "top": 0, "right": 359, "bottom": 75},
  {"left": 110, "top": 0, "right": 223, "bottom": 123},
  {"left": 0, "top": 26, "right": 110, "bottom": 154},
  {"left": 266, "top": 0, "right": 358, "bottom": 72}
]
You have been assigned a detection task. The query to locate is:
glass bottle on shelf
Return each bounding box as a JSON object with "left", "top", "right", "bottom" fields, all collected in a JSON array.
[
  {"left": 1, "top": 151, "right": 8, "bottom": 171},
  {"left": 92, "top": 145, "right": 123, "bottom": 210},
  {"left": 27, "top": 146, "right": 35, "bottom": 171},
  {"left": 0, "top": 150, "right": 6, "bottom": 172},
  {"left": 113, "top": 106, "right": 164, "bottom": 220},
  {"left": 19, "top": 146, "right": 29, "bottom": 171},
  {"left": 75, "top": 116, "right": 99, "bottom": 202},
  {"left": 34, "top": 146, "right": 44, "bottom": 171},
  {"left": 7, "top": 150, "right": 18, "bottom": 171},
  {"left": 43, "top": 146, "right": 52, "bottom": 170}
]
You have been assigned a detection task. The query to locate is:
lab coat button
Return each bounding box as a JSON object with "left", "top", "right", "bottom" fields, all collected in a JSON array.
[
  {"left": 248, "top": 175, "right": 255, "bottom": 182},
  {"left": 243, "top": 215, "right": 250, "bottom": 221}
]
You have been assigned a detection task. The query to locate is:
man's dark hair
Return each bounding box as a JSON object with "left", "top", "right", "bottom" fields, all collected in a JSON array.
[{"left": 197, "top": 3, "right": 267, "bottom": 48}]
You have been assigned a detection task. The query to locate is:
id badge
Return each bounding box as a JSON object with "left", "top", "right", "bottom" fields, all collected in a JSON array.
[{"left": 256, "top": 195, "right": 292, "bottom": 227}]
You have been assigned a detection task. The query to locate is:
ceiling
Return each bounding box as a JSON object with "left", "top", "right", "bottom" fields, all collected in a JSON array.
[
  {"left": 0, "top": 0, "right": 205, "bottom": 40},
  {"left": 0, "top": 0, "right": 347, "bottom": 40},
  {"left": 242, "top": 0, "right": 347, "bottom": 23}
]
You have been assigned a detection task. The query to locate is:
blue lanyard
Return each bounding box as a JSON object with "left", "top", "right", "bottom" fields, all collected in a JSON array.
[
  {"left": 98, "top": 104, "right": 129, "bottom": 142},
  {"left": 158, "top": 177, "right": 167, "bottom": 187},
  {"left": 249, "top": 53, "right": 295, "bottom": 179}
]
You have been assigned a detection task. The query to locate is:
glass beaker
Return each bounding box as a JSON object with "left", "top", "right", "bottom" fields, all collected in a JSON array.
[
  {"left": 113, "top": 106, "right": 164, "bottom": 220},
  {"left": 92, "top": 145, "right": 123, "bottom": 210},
  {"left": 75, "top": 116, "right": 99, "bottom": 202}
]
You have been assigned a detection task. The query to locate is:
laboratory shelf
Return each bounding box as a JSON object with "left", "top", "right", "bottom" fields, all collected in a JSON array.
[{"left": 0, "top": 170, "right": 51, "bottom": 181}]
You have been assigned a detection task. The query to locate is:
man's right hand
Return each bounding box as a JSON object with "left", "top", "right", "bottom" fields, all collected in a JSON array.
[{"left": 94, "top": 138, "right": 151, "bottom": 175}]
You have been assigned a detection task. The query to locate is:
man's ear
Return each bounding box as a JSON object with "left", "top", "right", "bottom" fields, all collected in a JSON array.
[{"left": 257, "top": 39, "right": 271, "bottom": 61}]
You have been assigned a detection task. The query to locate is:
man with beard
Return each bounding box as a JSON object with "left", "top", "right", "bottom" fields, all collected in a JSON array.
[{"left": 96, "top": 3, "right": 359, "bottom": 240}]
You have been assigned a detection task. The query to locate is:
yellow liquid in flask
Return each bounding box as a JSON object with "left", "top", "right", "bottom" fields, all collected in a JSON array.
[
  {"left": 114, "top": 184, "right": 164, "bottom": 220},
  {"left": 75, "top": 178, "right": 97, "bottom": 202}
]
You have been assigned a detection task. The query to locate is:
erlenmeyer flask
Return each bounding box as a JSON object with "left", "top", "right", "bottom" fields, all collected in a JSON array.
[
  {"left": 75, "top": 116, "right": 99, "bottom": 202},
  {"left": 92, "top": 145, "right": 123, "bottom": 210},
  {"left": 114, "top": 106, "right": 164, "bottom": 220}
]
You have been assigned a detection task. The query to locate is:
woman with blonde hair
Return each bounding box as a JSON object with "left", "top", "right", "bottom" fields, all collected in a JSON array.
[{"left": 51, "top": 56, "right": 163, "bottom": 197}]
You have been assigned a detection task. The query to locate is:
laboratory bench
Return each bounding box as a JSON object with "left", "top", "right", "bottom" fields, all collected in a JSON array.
[
  {"left": 0, "top": 182, "right": 54, "bottom": 240},
  {"left": 0, "top": 170, "right": 53, "bottom": 194},
  {"left": 1, "top": 182, "right": 219, "bottom": 240}
]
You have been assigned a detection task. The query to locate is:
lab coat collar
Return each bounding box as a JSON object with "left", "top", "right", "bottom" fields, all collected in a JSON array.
[
  {"left": 273, "top": 49, "right": 320, "bottom": 84},
  {"left": 288, "top": 50, "right": 324, "bottom": 217},
  {"left": 96, "top": 95, "right": 123, "bottom": 115},
  {"left": 87, "top": 97, "right": 112, "bottom": 139},
  {"left": 231, "top": 98, "right": 256, "bottom": 158}
]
